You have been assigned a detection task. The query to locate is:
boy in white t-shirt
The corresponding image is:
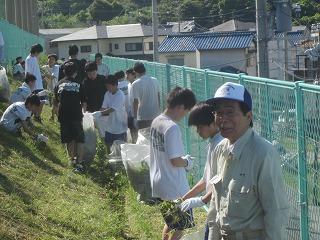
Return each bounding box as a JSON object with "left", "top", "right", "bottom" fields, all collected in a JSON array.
[
  {"left": 115, "top": 70, "right": 130, "bottom": 114},
  {"left": 93, "top": 74, "right": 127, "bottom": 153},
  {"left": 149, "top": 87, "right": 196, "bottom": 240},
  {"left": 0, "top": 94, "right": 47, "bottom": 142},
  {"left": 180, "top": 103, "right": 224, "bottom": 240},
  {"left": 126, "top": 68, "right": 138, "bottom": 143},
  {"left": 10, "top": 73, "right": 36, "bottom": 103}
]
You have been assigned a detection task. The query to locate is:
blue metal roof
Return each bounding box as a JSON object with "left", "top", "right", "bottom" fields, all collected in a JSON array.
[
  {"left": 159, "top": 31, "right": 255, "bottom": 53},
  {"left": 158, "top": 35, "right": 197, "bottom": 53}
]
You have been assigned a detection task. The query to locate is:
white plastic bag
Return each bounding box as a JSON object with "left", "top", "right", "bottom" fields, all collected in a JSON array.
[
  {"left": 0, "top": 66, "right": 10, "bottom": 102},
  {"left": 136, "top": 127, "right": 151, "bottom": 145},
  {"left": 121, "top": 143, "right": 152, "bottom": 201},
  {"left": 181, "top": 227, "right": 206, "bottom": 240},
  {"left": 82, "top": 113, "right": 97, "bottom": 162},
  {"left": 92, "top": 113, "right": 108, "bottom": 139}
]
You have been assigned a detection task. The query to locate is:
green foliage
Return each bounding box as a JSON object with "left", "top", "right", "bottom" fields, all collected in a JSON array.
[{"left": 88, "top": 0, "right": 124, "bottom": 23}]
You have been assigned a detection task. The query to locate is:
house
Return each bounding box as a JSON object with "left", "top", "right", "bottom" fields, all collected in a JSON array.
[
  {"left": 268, "top": 26, "right": 310, "bottom": 81},
  {"left": 164, "top": 21, "right": 205, "bottom": 33},
  {"left": 159, "top": 31, "right": 257, "bottom": 76},
  {"left": 39, "top": 28, "right": 84, "bottom": 56},
  {"left": 210, "top": 19, "right": 256, "bottom": 32},
  {"left": 51, "top": 24, "right": 174, "bottom": 60}
]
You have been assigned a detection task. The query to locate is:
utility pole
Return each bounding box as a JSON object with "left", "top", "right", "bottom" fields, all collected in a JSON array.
[
  {"left": 152, "top": 0, "right": 159, "bottom": 62},
  {"left": 255, "top": 0, "right": 269, "bottom": 78}
]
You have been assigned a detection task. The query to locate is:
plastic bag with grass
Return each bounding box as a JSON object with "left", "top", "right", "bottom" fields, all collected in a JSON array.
[
  {"left": 0, "top": 66, "right": 10, "bottom": 102},
  {"left": 121, "top": 143, "right": 153, "bottom": 202},
  {"left": 83, "top": 113, "right": 97, "bottom": 163}
]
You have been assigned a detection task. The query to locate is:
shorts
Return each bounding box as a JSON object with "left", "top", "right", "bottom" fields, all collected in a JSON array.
[
  {"left": 160, "top": 202, "right": 195, "bottom": 231},
  {"left": 60, "top": 120, "right": 85, "bottom": 143},
  {"left": 104, "top": 131, "right": 127, "bottom": 146}
]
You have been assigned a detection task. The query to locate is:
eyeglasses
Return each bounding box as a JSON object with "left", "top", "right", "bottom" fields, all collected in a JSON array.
[{"left": 215, "top": 109, "right": 240, "bottom": 119}]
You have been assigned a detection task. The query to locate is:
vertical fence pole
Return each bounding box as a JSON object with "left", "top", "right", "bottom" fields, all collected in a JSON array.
[
  {"left": 265, "top": 83, "right": 273, "bottom": 140},
  {"left": 182, "top": 67, "right": 191, "bottom": 156},
  {"left": 295, "top": 82, "right": 309, "bottom": 240},
  {"left": 204, "top": 70, "right": 210, "bottom": 99},
  {"left": 166, "top": 64, "right": 171, "bottom": 94}
]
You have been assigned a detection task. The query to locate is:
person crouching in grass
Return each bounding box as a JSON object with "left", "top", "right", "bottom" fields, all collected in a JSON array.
[{"left": 55, "top": 62, "right": 87, "bottom": 173}]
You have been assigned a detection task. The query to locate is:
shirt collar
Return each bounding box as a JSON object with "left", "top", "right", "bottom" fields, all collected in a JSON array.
[{"left": 228, "top": 128, "right": 253, "bottom": 159}]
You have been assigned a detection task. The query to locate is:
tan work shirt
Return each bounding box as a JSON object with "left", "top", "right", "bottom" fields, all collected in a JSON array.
[{"left": 208, "top": 128, "right": 289, "bottom": 239}]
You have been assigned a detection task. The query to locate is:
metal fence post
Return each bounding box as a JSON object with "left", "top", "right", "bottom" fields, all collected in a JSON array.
[
  {"left": 204, "top": 70, "right": 210, "bottom": 99},
  {"left": 295, "top": 81, "right": 309, "bottom": 240},
  {"left": 182, "top": 67, "right": 191, "bottom": 155},
  {"left": 166, "top": 64, "right": 171, "bottom": 93}
]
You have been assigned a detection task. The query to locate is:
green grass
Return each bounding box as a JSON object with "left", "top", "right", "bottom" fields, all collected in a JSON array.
[{"left": 0, "top": 75, "right": 206, "bottom": 239}]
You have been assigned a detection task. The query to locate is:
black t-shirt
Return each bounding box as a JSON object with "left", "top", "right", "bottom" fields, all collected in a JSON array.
[
  {"left": 55, "top": 78, "right": 86, "bottom": 123},
  {"left": 83, "top": 74, "right": 106, "bottom": 112},
  {"left": 59, "top": 59, "right": 86, "bottom": 84}
]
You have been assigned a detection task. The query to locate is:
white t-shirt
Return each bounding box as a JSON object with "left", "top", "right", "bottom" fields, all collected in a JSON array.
[
  {"left": 13, "top": 63, "right": 25, "bottom": 75},
  {"left": 42, "top": 64, "right": 60, "bottom": 91},
  {"left": 202, "top": 133, "right": 224, "bottom": 192},
  {"left": 131, "top": 75, "right": 160, "bottom": 121},
  {"left": 127, "top": 82, "right": 134, "bottom": 117},
  {"left": 97, "top": 63, "right": 109, "bottom": 77},
  {"left": 10, "top": 82, "right": 32, "bottom": 103},
  {"left": 0, "top": 102, "right": 31, "bottom": 132},
  {"left": 118, "top": 80, "right": 130, "bottom": 115},
  {"left": 101, "top": 90, "right": 127, "bottom": 134},
  {"left": 149, "top": 114, "right": 189, "bottom": 200},
  {"left": 25, "top": 54, "right": 43, "bottom": 90}
]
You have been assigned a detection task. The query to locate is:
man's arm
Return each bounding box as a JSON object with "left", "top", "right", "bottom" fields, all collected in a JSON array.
[
  {"left": 170, "top": 157, "right": 188, "bottom": 167},
  {"left": 133, "top": 98, "right": 139, "bottom": 118},
  {"left": 258, "top": 148, "right": 290, "bottom": 240},
  {"left": 100, "top": 107, "right": 114, "bottom": 116},
  {"left": 182, "top": 180, "right": 206, "bottom": 200},
  {"left": 21, "top": 120, "right": 37, "bottom": 138}
]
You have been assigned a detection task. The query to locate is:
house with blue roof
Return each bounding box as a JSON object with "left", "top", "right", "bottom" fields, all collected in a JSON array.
[{"left": 158, "top": 31, "right": 257, "bottom": 76}]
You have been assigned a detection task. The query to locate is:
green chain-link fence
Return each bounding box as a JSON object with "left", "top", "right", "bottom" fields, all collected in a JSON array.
[
  {"left": 94, "top": 55, "right": 319, "bottom": 240},
  {"left": 0, "top": 20, "right": 45, "bottom": 66}
]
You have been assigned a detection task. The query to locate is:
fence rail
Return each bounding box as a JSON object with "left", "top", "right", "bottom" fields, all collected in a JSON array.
[{"left": 96, "top": 55, "right": 320, "bottom": 240}]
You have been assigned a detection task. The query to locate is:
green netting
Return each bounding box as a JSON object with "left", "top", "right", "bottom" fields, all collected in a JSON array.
[
  {"left": 97, "top": 55, "right": 319, "bottom": 240},
  {"left": 0, "top": 20, "right": 45, "bottom": 65}
]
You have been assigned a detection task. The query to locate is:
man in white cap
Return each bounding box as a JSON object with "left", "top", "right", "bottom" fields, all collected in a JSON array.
[{"left": 207, "top": 82, "right": 289, "bottom": 240}]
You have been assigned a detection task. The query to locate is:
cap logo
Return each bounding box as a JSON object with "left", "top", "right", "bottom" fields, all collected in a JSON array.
[{"left": 221, "top": 84, "right": 235, "bottom": 96}]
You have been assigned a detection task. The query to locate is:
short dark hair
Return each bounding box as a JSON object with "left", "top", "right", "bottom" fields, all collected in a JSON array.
[
  {"left": 239, "top": 102, "right": 253, "bottom": 127},
  {"left": 68, "top": 45, "right": 79, "bottom": 56},
  {"left": 167, "top": 87, "right": 196, "bottom": 110},
  {"left": 25, "top": 94, "right": 40, "bottom": 106},
  {"left": 105, "top": 74, "right": 118, "bottom": 86},
  {"left": 85, "top": 61, "right": 97, "bottom": 72},
  {"left": 25, "top": 73, "right": 36, "bottom": 84},
  {"left": 188, "top": 103, "right": 215, "bottom": 126},
  {"left": 48, "top": 54, "right": 58, "bottom": 61},
  {"left": 16, "top": 56, "right": 22, "bottom": 62},
  {"left": 95, "top": 53, "right": 102, "bottom": 59},
  {"left": 64, "top": 62, "right": 77, "bottom": 78},
  {"left": 30, "top": 44, "right": 43, "bottom": 54},
  {"left": 133, "top": 62, "right": 146, "bottom": 74},
  {"left": 126, "top": 68, "right": 135, "bottom": 75},
  {"left": 114, "top": 70, "right": 125, "bottom": 80}
]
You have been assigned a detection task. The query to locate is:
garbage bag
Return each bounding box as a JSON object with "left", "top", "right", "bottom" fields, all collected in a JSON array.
[
  {"left": 0, "top": 66, "right": 10, "bottom": 102},
  {"left": 136, "top": 127, "right": 150, "bottom": 145},
  {"left": 92, "top": 113, "right": 108, "bottom": 139},
  {"left": 121, "top": 143, "right": 152, "bottom": 201},
  {"left": 82, "top": 113, "right": 97, "bottom": 162},
  {"left": 180, "top": 227, "right": 206, "bottom": 240}
]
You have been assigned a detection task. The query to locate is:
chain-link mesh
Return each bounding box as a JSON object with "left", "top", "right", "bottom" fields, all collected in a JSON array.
[
  {"left": 0, "top": 20, "right": 45, "bottom": 65},
  {"left": 99, "top": 55, "right": 320, "bottom": 240}
]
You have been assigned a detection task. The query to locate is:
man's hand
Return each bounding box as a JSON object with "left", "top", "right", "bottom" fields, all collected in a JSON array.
[
  {"left": 92, "top": 111, "right": 102, "bottom": 118},
  {"left": 180, "top": 197, "right": 205, "bottom": 212},
  {"left": 182, "top": 154, "right": 193, "bottom": 171}
]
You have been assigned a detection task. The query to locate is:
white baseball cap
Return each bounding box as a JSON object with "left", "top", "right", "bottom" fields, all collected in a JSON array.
[{"left": 206, "top": 82, "right": 252, "bottom": 111}]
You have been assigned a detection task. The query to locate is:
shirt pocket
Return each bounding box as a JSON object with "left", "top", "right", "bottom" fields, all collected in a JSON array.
[{"left": 227, "top": 179, "right": 257, "bottom": 218}]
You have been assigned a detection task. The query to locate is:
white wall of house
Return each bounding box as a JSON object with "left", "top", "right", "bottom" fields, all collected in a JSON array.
[
  {"left": 143, "top": 36, "right": 166, "bottom": 55},
  {"left": 196, "top": 49, "right": 248, "bottom": 72},
  {"left": 159, "top": 52, "right": 197, "bottom": 67},
  {"left": 57, "top": 40, "right": 99, "bottom": 60}
]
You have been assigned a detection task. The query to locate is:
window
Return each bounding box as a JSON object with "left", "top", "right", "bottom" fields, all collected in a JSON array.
[
  {"left": 49, "top": 42, "right": 58, "bottom": 48},
  {"left": 167, "top": 58, "right": 184, "bottom": 66},
  {"left": 115, "top": 43, "right": 119, "bottom": 49},
  {"left": 80, "top": 45, "right": 92, "bottom": 53},
  {"left": 109, "top": 43, "right": 112, "bottom": 52},
  {"left": 125, "top": 43, "right": 143, "bottom": 52},
  {"left": 148, "top": 42, "right": 153, "bottom": 51}
]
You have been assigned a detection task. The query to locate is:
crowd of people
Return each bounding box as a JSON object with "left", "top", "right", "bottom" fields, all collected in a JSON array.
[{"left": 0, "top": 43, "right": 290, "bottom": 240}]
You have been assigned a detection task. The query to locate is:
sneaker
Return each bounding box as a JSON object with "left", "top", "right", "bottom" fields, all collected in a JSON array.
[{"left": 74, "top": 164, "right": 85, "bottom": 173}]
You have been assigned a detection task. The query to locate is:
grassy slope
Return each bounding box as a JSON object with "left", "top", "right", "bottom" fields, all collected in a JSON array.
[{"left": 0, "top": 76, "right": 205, "bottom": 240}]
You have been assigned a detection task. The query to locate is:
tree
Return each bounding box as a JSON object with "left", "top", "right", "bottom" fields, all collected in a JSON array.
[{"left": 88, "top": 0, "right": 124, "bottom": 23}]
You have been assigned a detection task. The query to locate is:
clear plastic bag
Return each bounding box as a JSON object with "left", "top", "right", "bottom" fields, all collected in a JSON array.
[
  {"left": 82, "top": 113, "right": 97, "bottom": 163},
  {"left": 0, "top": 66, "right": 10, "bottom": 102},
  {"left": 121, "top": 143, "right": 153, "bottom": 202},
  {"left": 92, "top": 113, "right": 108, "bottom": 139}
]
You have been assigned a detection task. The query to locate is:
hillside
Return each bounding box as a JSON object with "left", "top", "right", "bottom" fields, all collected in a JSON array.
[{"left": 0, "top": 75, "right": 205, "bottom": 239}]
